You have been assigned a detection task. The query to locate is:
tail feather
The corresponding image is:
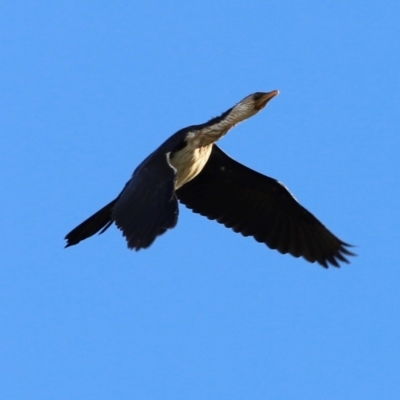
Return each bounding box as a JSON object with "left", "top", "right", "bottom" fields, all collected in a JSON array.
[{"left": 65, "top": 199, "right": 117, "bottom": 247}]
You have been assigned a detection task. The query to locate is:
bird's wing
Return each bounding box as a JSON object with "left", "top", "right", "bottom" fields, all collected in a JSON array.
[
  {"left": 176, "top": 145, "right": 353, "bottom": 267},
  {"left": 112, "top": 151, "right": 179, "bottom": 250}
]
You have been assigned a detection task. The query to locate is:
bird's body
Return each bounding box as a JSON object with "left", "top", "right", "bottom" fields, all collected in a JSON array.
[{"left": 65, "top": 91, "right": 353, "bottom": 267}]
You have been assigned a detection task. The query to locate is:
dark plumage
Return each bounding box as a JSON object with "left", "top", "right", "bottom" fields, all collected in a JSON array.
[{"left": 65, "top": 91, "right": 354, "bottom": 267}]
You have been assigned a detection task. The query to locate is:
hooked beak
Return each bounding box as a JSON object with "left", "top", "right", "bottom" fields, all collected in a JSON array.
[{"left": 254, "top": 90, "right": 279, "bottom": 110}]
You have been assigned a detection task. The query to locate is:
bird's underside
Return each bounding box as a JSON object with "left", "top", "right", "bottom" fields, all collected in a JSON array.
[{"left": 65, "top": 91, "right": 354, "bottom": 268}]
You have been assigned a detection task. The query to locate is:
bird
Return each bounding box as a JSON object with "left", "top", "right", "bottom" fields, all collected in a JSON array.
[{"left": 65, "top": 91, "right": 354, "bottom": 268}]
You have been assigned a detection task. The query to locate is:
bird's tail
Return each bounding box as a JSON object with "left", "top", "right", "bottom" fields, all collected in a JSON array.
[{"left": 65, "top": 199, "right": 118, "bottom": 247}]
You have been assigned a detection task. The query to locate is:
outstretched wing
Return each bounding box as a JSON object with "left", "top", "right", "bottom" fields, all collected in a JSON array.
[
  {"left": 177, "top": 145, "right": 353, "bottom": 267},
  {"left": 112, "top": 152, "right": 179, "bottom": 250}
]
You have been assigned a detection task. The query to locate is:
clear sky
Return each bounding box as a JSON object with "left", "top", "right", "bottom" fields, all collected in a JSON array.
[{"left": 1, "top": 1, "right": 399, "bottom": 399}]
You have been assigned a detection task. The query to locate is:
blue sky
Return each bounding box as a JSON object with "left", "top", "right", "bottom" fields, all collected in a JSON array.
[{"left": 1, "top": 1, "right": 399, "bottom": 399}]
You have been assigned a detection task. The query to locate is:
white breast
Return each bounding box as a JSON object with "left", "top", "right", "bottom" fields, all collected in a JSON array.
[{"left": 169, "top": 144, "right": 213, "bottom": 189}]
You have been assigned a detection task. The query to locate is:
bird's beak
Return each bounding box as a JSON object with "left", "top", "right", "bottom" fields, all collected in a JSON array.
[{"left": 255, "top": 90, "right": 279, "bottom": 110}]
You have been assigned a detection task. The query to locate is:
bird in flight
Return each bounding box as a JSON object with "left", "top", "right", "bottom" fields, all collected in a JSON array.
[{"left": 65, "top": 91, "right": 353, "bottom": 267}]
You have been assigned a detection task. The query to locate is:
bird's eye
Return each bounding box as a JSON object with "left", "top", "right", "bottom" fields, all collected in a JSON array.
[{"left": 253, "top": 93, "right": 263, "bottom": 101}]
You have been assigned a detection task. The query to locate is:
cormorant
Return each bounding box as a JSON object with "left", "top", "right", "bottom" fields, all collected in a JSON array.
[{"left": 65, "top": 91, "right": 353, "bottom": 267}]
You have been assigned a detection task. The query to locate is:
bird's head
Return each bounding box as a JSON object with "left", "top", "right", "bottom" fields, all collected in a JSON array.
[
  {"left": 240, "top": 90, "right": 279, "bottom": 112},
  {"left": 227, "top": 90, "right": 279, "bottom": 123},
  {"left": 252, "top": 91, "right": 279, "bottom": 110}
]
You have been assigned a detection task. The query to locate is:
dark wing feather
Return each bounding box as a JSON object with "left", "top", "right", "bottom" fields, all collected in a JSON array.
[
  {"left": 112, "top": 152, "right": 179, "bottom": 250},
  {"left": 177, "top": 145, "right": 353, "bottom": 268}
]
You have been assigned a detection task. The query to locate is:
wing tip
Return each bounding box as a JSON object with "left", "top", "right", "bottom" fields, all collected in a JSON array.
[{"left": 316, "top": 241, "right": 356, "bottom": 268}]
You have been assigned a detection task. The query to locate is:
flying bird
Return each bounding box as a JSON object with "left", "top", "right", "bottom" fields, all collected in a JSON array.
[{"left": 65, "top": 91, "right": 353, "bottom": 267}]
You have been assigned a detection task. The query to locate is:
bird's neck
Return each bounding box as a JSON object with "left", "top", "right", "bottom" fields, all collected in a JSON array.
[{"left": 188, "top": 104, "right": 251, "bottom": 148}]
